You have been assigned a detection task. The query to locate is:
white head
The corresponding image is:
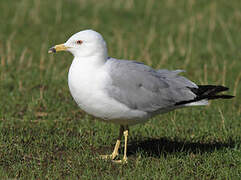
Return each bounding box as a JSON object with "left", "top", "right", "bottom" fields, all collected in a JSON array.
[{"left": 49, "top": 29, "right": 108, "bottom": 59}]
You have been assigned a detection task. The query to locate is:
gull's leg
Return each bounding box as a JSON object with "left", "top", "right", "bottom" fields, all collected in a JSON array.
[
  {"left": 112, "top": 126, "right": 129, "bottom": 163},
  {"left": 100, "top": 126, "right": 124, "bottom": 160},
  {"left": 110, "top": 126, "right": 124, "bottom": 159},
  {"left": 122, "top": 127, "right": 129, "bottom": 163}
]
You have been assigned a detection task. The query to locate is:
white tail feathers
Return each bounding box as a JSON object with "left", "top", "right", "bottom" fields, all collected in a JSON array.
[{"left": 184, "top": 99, "right": 209, "bottom": 106}]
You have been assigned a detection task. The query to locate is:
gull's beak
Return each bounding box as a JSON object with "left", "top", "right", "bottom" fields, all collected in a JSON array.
[{"left": 48, "top": 44, "right": 68, "bottom": 53}]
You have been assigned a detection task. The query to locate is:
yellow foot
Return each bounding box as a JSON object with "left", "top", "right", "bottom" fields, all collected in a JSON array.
[
  {"left": 100, "top": 139, "right": 121, "bottom": 160},
  {"left": 112, "top": 157, "right": 128, "bottom": 164},
  {"left": 100, "top": 152, "right": 119, "bottom": 160}
]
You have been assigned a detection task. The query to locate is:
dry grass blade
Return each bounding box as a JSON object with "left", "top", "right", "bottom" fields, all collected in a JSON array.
[
  {"left": 184, "top": 17, "right": 195, "bottom": 68},
  {"left": 217, "top": 15, "right": 235, "bottom": 51},
  {"left": 30, "top": 0, "right": 41, "bottom": 24},
  {"left": 218, "top": 108, "right": 227, "bottom": 134},
  {"left": 233, "top": 72, "right": 241, "bottom": 97},
  {"left": 222, "top": 60, "right": 227, "bottom": 86},
  {"left": 17, "top": 48, "right": 28, "bottom": 72},
  {"left": 55, "top": 0, "right": 63, "bottom": 24}
]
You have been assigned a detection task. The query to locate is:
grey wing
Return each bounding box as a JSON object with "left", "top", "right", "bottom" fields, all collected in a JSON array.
[{"left": 106, "top": 58, "right": 198, "bottom": 112}]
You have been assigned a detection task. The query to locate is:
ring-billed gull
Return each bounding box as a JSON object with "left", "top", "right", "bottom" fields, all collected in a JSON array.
[{"left": 48, "top": 29, "right": 234, "bottom": 163}]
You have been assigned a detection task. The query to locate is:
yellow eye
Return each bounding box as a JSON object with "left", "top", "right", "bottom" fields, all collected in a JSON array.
[{"left": 76, "top": 40, "right": 82, "bottom": 44}]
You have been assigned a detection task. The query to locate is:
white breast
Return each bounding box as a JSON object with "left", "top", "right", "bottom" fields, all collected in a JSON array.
[{"left": 67, "top": 58, "right": 149, "bottom": 125}]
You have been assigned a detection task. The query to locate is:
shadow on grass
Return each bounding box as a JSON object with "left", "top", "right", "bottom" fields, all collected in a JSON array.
[{"left": 126, "top": 137, "right": 235, "bottom": 157}]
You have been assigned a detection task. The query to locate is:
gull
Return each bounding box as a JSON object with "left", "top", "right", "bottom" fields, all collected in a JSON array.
[{"left": 48, "top": 29, "right": 234, "bottom": 163}]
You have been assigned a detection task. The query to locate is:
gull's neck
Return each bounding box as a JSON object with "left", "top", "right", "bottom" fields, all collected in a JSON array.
[
  {"left": 71, "top": 54, "right": 107, "bottom": 71},
  {"left": 73, "top": 47, "right": 108, "bottom": 67}
]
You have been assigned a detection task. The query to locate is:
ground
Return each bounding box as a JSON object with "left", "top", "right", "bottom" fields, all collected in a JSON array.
[{"left": 0, "top": 0, "right": 240, "bottom": 179}]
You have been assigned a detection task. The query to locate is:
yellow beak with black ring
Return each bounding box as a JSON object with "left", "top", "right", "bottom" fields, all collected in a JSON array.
[{"left": 48, "top": 44, "right": 68, "bottom": 53}]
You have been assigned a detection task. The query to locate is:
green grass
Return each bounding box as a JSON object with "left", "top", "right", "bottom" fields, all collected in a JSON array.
[{"left": 0, "top": 0, "right": 241, "bottom": 179}]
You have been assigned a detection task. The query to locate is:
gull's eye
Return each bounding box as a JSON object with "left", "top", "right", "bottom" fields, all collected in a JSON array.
[{"left": 76, "top": 40, "right": 83, "bottom": 44}]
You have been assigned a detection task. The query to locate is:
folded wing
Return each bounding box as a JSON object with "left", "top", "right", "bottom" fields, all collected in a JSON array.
[{"left": 106, "top": 59, "right": 199, "bottom": 112}]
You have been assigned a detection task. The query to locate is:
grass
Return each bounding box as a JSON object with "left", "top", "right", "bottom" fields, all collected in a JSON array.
[{"left": 0, "top": 0, "right": 241, "bottom": 179}]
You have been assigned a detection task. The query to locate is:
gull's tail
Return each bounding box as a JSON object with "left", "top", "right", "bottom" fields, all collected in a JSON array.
[{"left": 176, "top": 85, "right": 234, "bottom": 106}]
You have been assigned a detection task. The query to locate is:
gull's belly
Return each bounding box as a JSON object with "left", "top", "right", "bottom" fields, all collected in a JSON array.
[{"left": 68, "top": 63, "right": 149, "bottom": 125}]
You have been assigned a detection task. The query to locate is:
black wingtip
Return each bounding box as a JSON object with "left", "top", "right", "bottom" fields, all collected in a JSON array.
[
  {"left": 208, "top": 95, "right": 235, "bottom": 100},
  {"left": 175, "top": 85, "right": 234, "bottom": 106}
]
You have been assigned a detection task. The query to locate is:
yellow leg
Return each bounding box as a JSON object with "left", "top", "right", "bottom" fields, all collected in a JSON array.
[
  {"left": 110, "top": 139, "right": 120, "bottom": 159},
  {"left": 122, "top": 129, "right": 128, "bottom": 163},
  {"left": 112, "top": 126, "right": 129, "bottom": 164},
  {"left": 100, "top": 126, "right": 124, "bottom": 160}
]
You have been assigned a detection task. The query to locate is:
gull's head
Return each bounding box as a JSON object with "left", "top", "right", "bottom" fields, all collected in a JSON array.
[{"left": 48, "top": 29, "right": 107, "bottom": 58}]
